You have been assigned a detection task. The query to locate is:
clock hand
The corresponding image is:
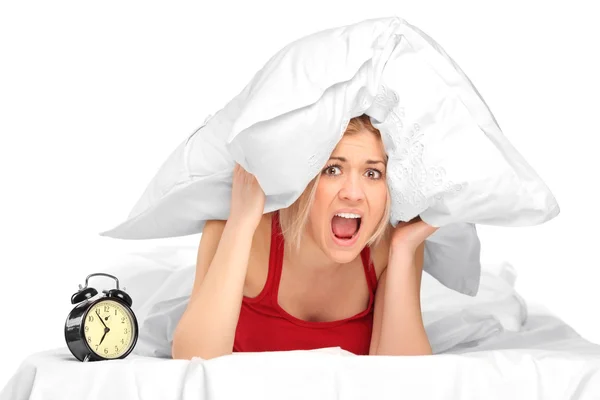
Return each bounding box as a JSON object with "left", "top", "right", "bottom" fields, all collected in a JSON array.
[
  {"left": 98, "top": 328, "right": 108, "bottom": 346},
  {"left": 96, "top": 310, "right": 108, "bottom": 329}
]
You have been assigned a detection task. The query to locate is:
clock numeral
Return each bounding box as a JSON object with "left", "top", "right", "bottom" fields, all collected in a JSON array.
[
  {"left": 88, "top": 315, "right": 94, "bottom": 322},
  {"left": 85, "top": 326, "right": 89, "bottom": 333},
  {"left": 115, "top": 309, "right": 117, "bottom": 316},
  {"left": 87, "top": 337, "right": 91, "bottom": 343},
  {"left": 124, "top": 328, "right": 128, "bottom": 334},
  {"left": 121, "top": 316, "right": 126, "bottom": 323},
  {"left": 104, "top": 305, "right": 110, "bottom": 312},
  {"left": 115, "top": 345, "right": 119, "bottom": 352},
  {"left": 121, "top": 338, "right": 125, "bottom": 344},
  {"left": 95, "top": 345, "right": 99, "bottom": 351},
  {"left": 104, "top": 348, "right": 108, "bottom": 354}
]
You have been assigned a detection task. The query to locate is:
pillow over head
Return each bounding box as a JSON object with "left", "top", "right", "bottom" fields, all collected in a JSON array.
[
  {"left": 223, "top": 16, "right": 559, "bottom": 228},
  {"left": 99, "top": 16, "right": 560, "bottom": 297}
]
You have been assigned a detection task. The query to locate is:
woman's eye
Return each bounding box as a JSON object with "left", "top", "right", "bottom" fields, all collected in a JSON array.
[
  {"left": 324, "top": 165, "right": 341, "bottom": 175},
  {"left": 367, "top": 169, "right": 383, "bottom": 179}
]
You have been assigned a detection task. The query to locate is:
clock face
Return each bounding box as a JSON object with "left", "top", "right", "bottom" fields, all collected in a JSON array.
[{"left": 82, "top": 299, "right": 135, "bottom": 359}]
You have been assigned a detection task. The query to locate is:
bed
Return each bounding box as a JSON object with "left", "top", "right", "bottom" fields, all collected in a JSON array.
[{"left": 2, "top": 245, "right": 600, "bottom": 399}]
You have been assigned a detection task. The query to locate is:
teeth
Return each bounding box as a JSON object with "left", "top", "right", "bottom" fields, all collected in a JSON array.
[{"left": 334, "top": 213, "right": 361, "bottom": 219}]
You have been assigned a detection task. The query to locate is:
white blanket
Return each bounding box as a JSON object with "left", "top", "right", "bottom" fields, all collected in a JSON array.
[{"left": 2, "top": 308, "right": 600, "bottom": 400}]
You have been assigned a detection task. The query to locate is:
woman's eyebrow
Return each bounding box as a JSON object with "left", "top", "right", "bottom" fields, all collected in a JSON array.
[{"left": 329, "top": 156, "right": 386, "bottom": 166}]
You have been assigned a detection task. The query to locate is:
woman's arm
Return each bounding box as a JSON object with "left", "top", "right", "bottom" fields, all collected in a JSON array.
[
  {"left": 171, "top": 219, "right": 256, "bottom": 360},
  {"left": 370, "top": 241, "right": 432, "bottom": 356}
]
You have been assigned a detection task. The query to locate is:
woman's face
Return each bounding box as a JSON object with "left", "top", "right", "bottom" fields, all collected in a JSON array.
[{"left": 307, "top": 130, "right": 388, "bottom": 264}]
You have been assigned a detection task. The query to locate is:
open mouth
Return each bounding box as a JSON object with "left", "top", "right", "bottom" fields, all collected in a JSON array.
[{"left": 331, "top": 215, "right": 362, "bottom": 242}]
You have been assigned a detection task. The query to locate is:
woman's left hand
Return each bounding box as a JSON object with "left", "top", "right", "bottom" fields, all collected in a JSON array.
[{"left": 390, "top": 216, "right": 439, "bottom": 255}]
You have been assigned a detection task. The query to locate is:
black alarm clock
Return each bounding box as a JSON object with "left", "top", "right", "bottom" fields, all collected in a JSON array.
[{"left": 65, "top": 273, "right": 138, "bottom": 362}]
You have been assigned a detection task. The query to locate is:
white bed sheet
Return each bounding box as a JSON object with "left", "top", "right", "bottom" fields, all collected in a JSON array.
[
  {"left": 2, "top": 299, "right": 600, "bottom": 399},
  {"left": 3, "top": 246, "right": 599, "bottom": 399}
]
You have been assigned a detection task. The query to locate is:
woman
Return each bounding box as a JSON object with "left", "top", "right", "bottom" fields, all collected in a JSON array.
[{"left": 172, "top": 114, "right": 439, "bottom": 360}]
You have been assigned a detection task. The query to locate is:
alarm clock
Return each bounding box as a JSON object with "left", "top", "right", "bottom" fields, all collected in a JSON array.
[{"left": 65, "top": 272, "right": 138, "bottom": 362}]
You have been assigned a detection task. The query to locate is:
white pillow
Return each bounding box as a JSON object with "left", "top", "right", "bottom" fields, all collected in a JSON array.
[
  {"left": 131, "top": 260, "right": 525, "bottom": 358},
  {"left": 223, "top": 16, "right": 559, "bottom": 228},
  {"left": 99, "top": 16, "right": 558, "bottom": 296}
]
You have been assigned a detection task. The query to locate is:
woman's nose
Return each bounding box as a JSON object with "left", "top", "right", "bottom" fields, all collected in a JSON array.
[{"left": 339, "top": 175, "right": 365, "bottom": 202}]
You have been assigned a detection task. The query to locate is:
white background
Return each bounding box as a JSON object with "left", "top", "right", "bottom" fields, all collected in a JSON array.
[{"left": 1, "top": 0, "right": 598, "bottom": 390}]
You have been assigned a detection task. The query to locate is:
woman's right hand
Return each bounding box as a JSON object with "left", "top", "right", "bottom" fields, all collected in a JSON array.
[{"left": 229, "top": 163, "right": 266, "bottom": 231}]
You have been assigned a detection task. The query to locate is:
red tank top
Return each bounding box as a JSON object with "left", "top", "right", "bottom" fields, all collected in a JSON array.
[{"left": 233, "top": 210, "right": 378, "bottom": 355}]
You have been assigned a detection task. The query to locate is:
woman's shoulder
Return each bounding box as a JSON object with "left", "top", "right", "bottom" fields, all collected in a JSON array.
[
  {"left": 203, "top": 213, "right": 272, "bottom": 258},
  {"left": 249, "top": 212, "right": 276, "bottom": 258},
  {"left": 369, "top": 233, "right": 391, "bottom": 281}
]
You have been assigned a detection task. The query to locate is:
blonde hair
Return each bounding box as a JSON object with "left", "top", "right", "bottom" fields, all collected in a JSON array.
[{"left": 277, "top": 114, "right": 392, "bottom": 258}]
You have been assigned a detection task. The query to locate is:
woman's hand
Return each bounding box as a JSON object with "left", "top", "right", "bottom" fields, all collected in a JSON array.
[
  {"left": 229, "top": 163, "right": 266, "bottom": 231},
  {"left": 390, "top": 215, "right": 439, "bottom": 256}
]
